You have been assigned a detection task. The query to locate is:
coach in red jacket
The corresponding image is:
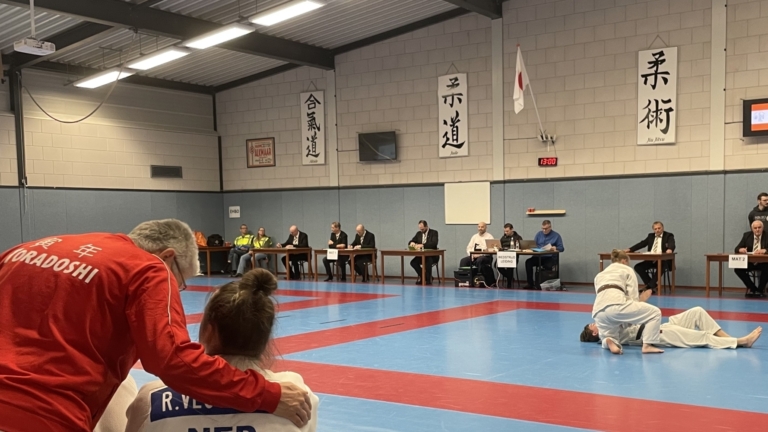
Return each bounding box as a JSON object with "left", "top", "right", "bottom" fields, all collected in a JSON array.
[{"left": 0, "top": 219, "right": 311, "bottom": 432}]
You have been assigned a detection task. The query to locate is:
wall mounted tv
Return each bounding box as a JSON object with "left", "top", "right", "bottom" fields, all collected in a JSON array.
[
  {"left": 743, "top": 98, "right": 768, "bottom": 137},
  {"left": 358, "top": 132, "right": 397, "bottom": 162}
]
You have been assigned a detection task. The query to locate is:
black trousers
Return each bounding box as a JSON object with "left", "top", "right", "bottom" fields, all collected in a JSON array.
[
  {"left": 352, "top": 255, "right": 373, "bottom": 279},
  {"left": 411, "top": 256, "right": 439, "bottom": 281},
  {"left": 496, "top": 259, "right": 519, "bottom": 288},
  {"left": 323, "top": 256, "right": 349, "bottom": 279},
  {"left": 525, "top": 256, "right": 557, "bottom": 287},
  {"left": 281, "top": 254, "right": 308, "bottom": 279},
  {"left": 735, "top": 263, "right": 768, "bottom": 293},
  {"left": 459, "top": 255, "right": 495, "bottom": 286},
  {"left": 634, "top": 261, "right": 659, "bottom": 288}
]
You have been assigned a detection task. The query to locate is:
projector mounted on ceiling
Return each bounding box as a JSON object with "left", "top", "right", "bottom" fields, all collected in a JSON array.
[
  {"left": 14, "top": 0, "right": 55, "bottom": 56},
  {"left": 14, "top": 38, "right": 55, "bottom": 56}
]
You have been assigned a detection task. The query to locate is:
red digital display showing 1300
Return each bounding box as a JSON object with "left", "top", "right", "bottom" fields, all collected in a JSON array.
[{"left": 538, "top": 157, "right": 558, "bottom": 167}]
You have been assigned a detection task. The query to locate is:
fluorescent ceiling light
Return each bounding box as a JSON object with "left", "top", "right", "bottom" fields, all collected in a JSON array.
[
  {"left": 183, "top": 23, "right": 255, "bottom": 49},
  {"left": 73, "top": 67, "right": 136, "bottom": 89},
  {"left": 127, "top": 46, "right": 192, "bottom": 70},
  {"left": 249, "top": 0, "right": 323, "bottom": 26}
]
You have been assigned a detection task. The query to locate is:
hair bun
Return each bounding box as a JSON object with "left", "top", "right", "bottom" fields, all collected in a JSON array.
[{"left": 239, "top": 269, "right": 278, "bottom": 297}]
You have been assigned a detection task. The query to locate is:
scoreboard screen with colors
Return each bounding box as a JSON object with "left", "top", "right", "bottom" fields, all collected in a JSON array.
[{"left": 744, "top": 98, "right": 768, "bottom": 137}]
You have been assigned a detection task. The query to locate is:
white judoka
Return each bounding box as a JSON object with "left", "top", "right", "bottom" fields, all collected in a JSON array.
[
  {"left": 591, "top": 249, "right": 664, "bottom": 355},
  {"left": 581, "top": 306, "right": 763, "bottom": 349}
]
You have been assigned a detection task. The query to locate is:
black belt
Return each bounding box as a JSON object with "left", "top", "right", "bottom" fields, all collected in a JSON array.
[
  {"left": 596, "top": 284, "right": 626, "bottom": 294},
  {"left": 635, "top": 323, "right": 646, "bottom": 340}
]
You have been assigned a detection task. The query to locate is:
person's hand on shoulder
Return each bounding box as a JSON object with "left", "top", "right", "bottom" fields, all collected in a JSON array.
[{"left": 273, "top": 382, "right": 312, "bottom": 427}]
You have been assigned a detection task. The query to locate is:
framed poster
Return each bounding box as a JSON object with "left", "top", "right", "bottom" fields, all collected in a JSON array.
[{"left": 246, "top": 138, "right": 275, "bottom": 168}]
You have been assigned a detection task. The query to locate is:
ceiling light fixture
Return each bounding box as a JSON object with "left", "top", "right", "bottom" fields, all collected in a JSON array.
[
  {"left": 249, "top": 0, "right": 324, "bottom": 27},
  {"left": 183, "top": 23, "right": 256, "bottom": 49},
  {"left": 73, "top": 67, "right": 136, "bottom": 89},
  {"left": 127, "top": 46, "right": 192, "bottom": 70}
]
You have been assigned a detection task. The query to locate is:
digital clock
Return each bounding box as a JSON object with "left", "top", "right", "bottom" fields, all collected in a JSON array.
[{"left": 538, "top": 157, "right": 558, "bottom": 167}]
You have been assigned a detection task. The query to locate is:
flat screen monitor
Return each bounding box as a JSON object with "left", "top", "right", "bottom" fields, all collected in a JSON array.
[
  {"left": 743, "top": 98, "right": 768, "bottom": 137},
  {"left": 358, "top": 132, "right": 397, "bottom": 162}
]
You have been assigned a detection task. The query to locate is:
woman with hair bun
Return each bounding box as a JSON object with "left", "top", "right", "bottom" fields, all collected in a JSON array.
[
  {"left": 124, "top": 269, "right": 318, "bottom": 431},
  {"left": 591, "top": 249, "right": 664, "bottom": 355}
]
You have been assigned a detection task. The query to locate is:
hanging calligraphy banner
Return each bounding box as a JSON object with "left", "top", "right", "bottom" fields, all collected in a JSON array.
[
  {"left": 637, "top": 47, "right": 677, "bottom": 145},
  {"left": 301, "top": 91, "right": 325, "bottom": 165},
  {"left": 438, "top": 73, "right": 469, "bottom": 158}
]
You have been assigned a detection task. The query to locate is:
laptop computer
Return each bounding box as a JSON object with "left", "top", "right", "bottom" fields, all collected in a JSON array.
[
  {"left": 484, "top": 239, "right": 502, "bottom": 250},
  {"left": 520, "top": 240, "right": 537, "bottom": 250}
]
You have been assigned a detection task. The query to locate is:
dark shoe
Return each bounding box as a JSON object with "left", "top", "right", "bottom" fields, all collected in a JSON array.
[
  {"left": 746, "top": 291, "right": 760, "bottom": 298},
  {"left": 415, "top": 279, "right": 422, "bottom": 285},
  {"left": 235, "top": 273, "right": 242, "bottom": 278},
  {"left": 523, "top": 285, "right": 534, "bottom": 290},
  {"left": 324, "top": 277, "right": 333, "bottom": 282},
  {"left": 339, "top": 278, "right": 346, "bottom": 282}
]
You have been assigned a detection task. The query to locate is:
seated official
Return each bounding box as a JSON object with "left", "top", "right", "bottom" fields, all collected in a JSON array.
[
  {"left": 228, "top": 224, "right": 255, "bottom": 277},
  {"left": 244, "top": 227, "right": 274, "bottom": 274},
  {"left": 408, "top": 220, "right": 439, "bottom": 285},
  {"left": 524, "top": 220, "right": 564, "bottom": 290},
  {"left": 459, "top": 222, "right": 495, "bottom": 287},
  {"left": 748, "top": 192, "right": 768, "bottom": 226},
  {"left": 625, "top": 221, "right": 675, "bottom": 293},
  {"left": 124, "top": 269, "right": 318, "bottom": 432},
  {"left": 734, "top": 220, "right": 768, "bottom": 298},
  {"left": 349, "top": 224, "right": 376, "bottom": 282},
  {"left": 276, "top": 225, "right": 310, "bottom": 280},
  {"left": 323, "top": 222, "right": 349, "bottom": 282},
  {"left": 496, "top": 223, "right": 523, "bottom": 289}
]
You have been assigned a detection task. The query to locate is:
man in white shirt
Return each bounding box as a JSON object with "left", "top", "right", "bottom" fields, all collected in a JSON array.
[
  {"left": 592, "top": 250, "right": 664, "bottom": 355},
  {"left": 581, "top": 306, "right": 762, "bottom": 349},
  {"left": 459, "top": 222, "right": 496, "bottom": 287}
]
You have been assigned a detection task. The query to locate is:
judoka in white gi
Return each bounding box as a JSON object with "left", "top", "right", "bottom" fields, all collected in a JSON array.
[
  {"left": 591, "top": 249, "right": 664, "bottom": 354},
  {"left": 581, "top": 306, "right": 762, "bottom": 349}
]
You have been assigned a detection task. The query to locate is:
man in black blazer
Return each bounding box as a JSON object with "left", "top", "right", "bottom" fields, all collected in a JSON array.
[
  {"left": 276, "top": 225, "right": 309, "bottom": 280},
  {"left": 734, "top": 220, "right": 768, "bottom": 298},
  {"left": 350, "top": 224, "right": 376, "bottom": 282},
  {"left": 626, "top": 221, "right": 675, "bottom": 292},
  {"left": 323, "top": 222, "right": 348, "bottom": 282},
  {"left": 408, "top": 220, "right": 439, "bottom": 284}
]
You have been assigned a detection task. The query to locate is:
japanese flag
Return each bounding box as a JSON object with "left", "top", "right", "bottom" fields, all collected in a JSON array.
[{"left": 513, "top": 45, "right": 529, "bottom": 114}]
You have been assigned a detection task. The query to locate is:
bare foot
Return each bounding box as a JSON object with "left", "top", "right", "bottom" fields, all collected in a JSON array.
[
  {"left": 642, "top": 344, "right": 664, "bottom": 354},
  {"left": 739, "top": 327, "right": 762, "bottom": 348},
  {"left": 606, "top": 339, "right": 623, "bottom": 355}
]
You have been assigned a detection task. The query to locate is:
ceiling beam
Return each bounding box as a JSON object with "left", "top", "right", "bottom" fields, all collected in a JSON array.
[
  {"left": 214, "top": 64, "right": 300, "bottom": 93},
  {"left": 441, "top": 0, "right": 502, "bottom": 19},
  {"left": 333, "top": 8, "right": 470, "bottom": 56},
  {"left": 0, "top": 0, "right": 335, "bottom": 69},
  {"left": 213, "top": 8, "right": 473, "bottom": 92},
  {"left": 30, "top": 61, "right": 215, "bottom": 94},
  {"left": 9, "top": 22, "right": 113, "bottom": 70}
]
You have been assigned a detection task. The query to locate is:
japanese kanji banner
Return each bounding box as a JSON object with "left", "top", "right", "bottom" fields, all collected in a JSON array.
[
  {"left": 301, "top": 91, "right": 325, "bottom": 165},
  {"left": 637, "top": 47, "right": 677, "bottom": 145},
  {"left": 438, "top": 73, "right": 469, "bottom": 158}
]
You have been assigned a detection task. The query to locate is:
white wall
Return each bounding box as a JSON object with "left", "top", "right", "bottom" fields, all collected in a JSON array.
[
  {"left": 0, "top": 111, "right": 17, "bottom": 186},
  {"left": 216, "top": 67, "right": 330, "bottom": 191},
  {"left": 725, "top": 0, "right": 768, "bottom": 169},
  {"left": 19, "top": 70, "right": 219, "bottom": 191}
]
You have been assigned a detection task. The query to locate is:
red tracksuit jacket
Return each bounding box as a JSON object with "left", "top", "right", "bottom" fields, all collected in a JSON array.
[{"left": 0, "top": 233, "right": 281, "bottom": 431}]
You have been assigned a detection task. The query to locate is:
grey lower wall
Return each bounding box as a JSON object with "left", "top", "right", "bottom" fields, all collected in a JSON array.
[
  {"left": 223, "top": 172, "right": 765, "bottom": 288},
  {"left": 2, "top": 171, "right": 764, "bottom": 289},
  {"left": 0, "top": 188, "right": 223, "bottom": 252}
]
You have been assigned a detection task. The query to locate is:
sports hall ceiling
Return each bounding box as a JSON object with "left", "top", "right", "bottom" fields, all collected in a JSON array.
[{"left": 0, "top": 0, "right": 504, "bottom": 94}]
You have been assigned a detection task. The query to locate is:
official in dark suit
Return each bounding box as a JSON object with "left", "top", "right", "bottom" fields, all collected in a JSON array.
[
  {"left": 350, "top": 224, "right": 376, "bottom": 282},
  {"left": 408, "top": 220, "right": 439, "bottom": 284},
  {"left": 496, "top": 223, "right": 523, "bottom": 289},
  {"left": 734, "top": 220, "right": 768, "bottom": 298},
  {"left": 323, "top": 222, "right": 348, "bottom": 282},
  {"left": 626, "top": 221, "right": 675, "bottom": 292},
  {"left": 276, "top": 225, "right": 309, "bottom": 280}
]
